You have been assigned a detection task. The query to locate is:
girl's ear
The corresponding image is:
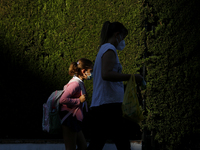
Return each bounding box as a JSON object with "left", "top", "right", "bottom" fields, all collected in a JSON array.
[
  {"left": 81, "top": 69, "right": 86, "bottom": 74},
  {"left": 114, "top": 32, "right": 120, "bottom": 37}
]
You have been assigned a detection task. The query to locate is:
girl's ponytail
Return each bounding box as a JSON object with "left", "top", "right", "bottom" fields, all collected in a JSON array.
[
  {"left": 68, "top": 58, "right": 93, "bottom": 76},
  {"left": 68, "top": 62, "right": 79, "bottom": 76},
  {"left": 98, "top": 21, "right": 128, "bottom": 49},
  {"left": 99, "top": 21, "right": 111, "bottom": 49}
]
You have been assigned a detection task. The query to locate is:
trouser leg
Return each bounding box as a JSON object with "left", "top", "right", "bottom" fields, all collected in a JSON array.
[
  {"left": 87, "top": 130, "right": 107, "bottom": 150},
  {"left": 86, "top": 108, "right": 107, "bottom": 150},
  {"left": 108, "top": 104, "right": 131, "bottom": 150},
  {"left": 87, "top": 103, "right": 131, "bottom": 150},
  {"left": 87, "top": 114, "right": 107, "bottom": 150},
  {"left": 113, "top": 136, "right": 131, "bottom": 150}
]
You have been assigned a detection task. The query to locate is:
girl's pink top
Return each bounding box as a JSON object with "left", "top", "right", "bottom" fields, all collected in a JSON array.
[{"left": 59, "top": 77, "right": 85, "bottom": 121}]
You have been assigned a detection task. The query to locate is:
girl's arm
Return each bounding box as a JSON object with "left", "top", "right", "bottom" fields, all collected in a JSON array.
[
  {"left": 59, "top": 82, "right": 82, "bottom": 107},
  {"left": 101, "top": 49, "right": 143, "bottom": 84}
]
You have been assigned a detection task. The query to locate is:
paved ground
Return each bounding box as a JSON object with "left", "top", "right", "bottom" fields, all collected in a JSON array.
[{"left": 0, "top": 141, "right": 142, "bottom": 150}]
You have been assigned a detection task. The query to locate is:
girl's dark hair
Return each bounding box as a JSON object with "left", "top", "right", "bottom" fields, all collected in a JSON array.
[
  {"left": 99, "top": 21, "right": 128, "bottom": 48},
  {"left": 69, "top": 58, "right": 93, "bottom": 76}
]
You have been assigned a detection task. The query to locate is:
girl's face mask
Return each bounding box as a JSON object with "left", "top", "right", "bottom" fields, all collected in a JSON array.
[
  {"left": 116, "top": 35, "right": 126, "bottom": 51},
  {"left": 85, "top": 72, "right": 93, "bottom": 80}
]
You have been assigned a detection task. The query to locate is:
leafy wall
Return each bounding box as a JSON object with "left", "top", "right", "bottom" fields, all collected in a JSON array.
[
  {"left": 1, "top": 0, "right": 199, "bottom": 148},
  {"left": 144, "top": 0, "right": 200, "bottom": 149},
  {"left": 0, "top": 0, "right": 144, "bottom": 139}
]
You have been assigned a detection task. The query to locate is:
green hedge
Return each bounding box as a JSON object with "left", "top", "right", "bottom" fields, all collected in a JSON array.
[
  {"left": 0, "top": 0, "right": 144, "bottom": 138},
  {"left": 0, "top": 0, "right": 145, "bottom": 93},
  {"left": 1, "top": 0, "right": 199, "bottom": 148},
  {"left": 144, "top": 0, "right": 200, "bottom": 149}
]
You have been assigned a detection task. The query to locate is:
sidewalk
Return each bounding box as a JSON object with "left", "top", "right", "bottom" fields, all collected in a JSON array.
[{"left": 0, "top": 140, "right": 142, "bottom": 150}]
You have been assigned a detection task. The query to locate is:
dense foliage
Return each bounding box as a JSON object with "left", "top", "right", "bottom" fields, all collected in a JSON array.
[
  {"left": 0, "top": 0, "right": 199, "bottom": 149},
  {"left": 0, "top": 0, "right": 144, "bottom": 139},
  {"left": 144, "top": 0, "right": 200, "bottom": 149}
]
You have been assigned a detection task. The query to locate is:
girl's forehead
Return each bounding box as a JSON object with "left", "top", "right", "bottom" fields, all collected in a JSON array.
[{"left": 87, "top": 67, "right": 93, "bottom": 70}]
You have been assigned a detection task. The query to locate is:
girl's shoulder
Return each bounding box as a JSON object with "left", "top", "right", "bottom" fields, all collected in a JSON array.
[
  {"left": 64, "top": 80, "right": 81, "bottom": 90},
  {"left": 99, "top": 43, "right": 117, "bottom": 57},
  {"left": 101, "top": 43, "right": 116, "bottom": 51}
]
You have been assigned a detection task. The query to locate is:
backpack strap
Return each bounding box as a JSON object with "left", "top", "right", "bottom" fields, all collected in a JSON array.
[
  {"left": 60, "top": 77, "right": 88, "bottom": 124},
  {"left": 61, "top": 107, "right": 76, "bottom": 124},
  {"left": 73, "top": 78, "right": 88, "bottom": 112},
  {"left": 70, "top": 77, "right": 88, "bottom": 112}
]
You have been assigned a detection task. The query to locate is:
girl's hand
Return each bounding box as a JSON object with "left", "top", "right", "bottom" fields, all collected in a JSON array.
[{"left": 79, "top": 94, "right": 86, "bottom": 103}]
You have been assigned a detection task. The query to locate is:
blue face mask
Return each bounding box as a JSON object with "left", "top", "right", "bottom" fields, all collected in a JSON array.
[
  {"left": 86, "top": 72, "right": 93, "bottom": 80},
  {"left": 116, "top": 35, "right": 126, "bottom": 51}
]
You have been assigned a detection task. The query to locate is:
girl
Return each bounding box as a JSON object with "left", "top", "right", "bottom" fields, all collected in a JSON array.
[
  {"left": 59, "top": 58, "right": 93, "bottom": 150},
  {"left": 87, "top": 21, "right": 143, "bottom": 150}
]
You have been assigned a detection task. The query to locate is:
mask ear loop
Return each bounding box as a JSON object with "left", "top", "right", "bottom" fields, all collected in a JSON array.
[
  {"left": 119, "top": 35, "right": 121, "bottom": 41},
  {"left": 117, "top": 35, "right": 123, "bottom": 43},
  {"left": 116, "top": 34, "right": 121, "bottom": 44}
]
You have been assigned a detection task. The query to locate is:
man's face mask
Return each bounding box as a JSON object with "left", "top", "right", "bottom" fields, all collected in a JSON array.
[{"left": 116, "top": 35, "right": 125, "bottom": 51}]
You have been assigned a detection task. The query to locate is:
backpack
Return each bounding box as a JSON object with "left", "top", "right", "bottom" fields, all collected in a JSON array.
[{"left": 42, "top": 78, "right": 86, "bottom": 134}]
